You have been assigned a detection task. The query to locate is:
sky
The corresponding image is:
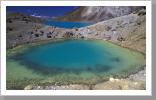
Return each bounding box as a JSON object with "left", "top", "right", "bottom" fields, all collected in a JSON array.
[{"left": 6, "top": 6, "right": 79, "bottom": 19}]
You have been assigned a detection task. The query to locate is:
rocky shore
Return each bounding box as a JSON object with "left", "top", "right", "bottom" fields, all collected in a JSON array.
[
  {"left": 7, "top": 9, "right": 146, "bottom": 90},
  {"left": 24, "top": 67, "right": 146, "bottom": 90}
]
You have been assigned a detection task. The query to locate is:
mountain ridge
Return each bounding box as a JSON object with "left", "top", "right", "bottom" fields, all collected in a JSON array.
[{"left": 52, "top": 6, "right": 145, "bottom": 23}]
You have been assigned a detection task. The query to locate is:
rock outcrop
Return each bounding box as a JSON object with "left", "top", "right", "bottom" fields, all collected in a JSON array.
[{"left": 52, "top": 6, "right": 145, "bottom": 23}]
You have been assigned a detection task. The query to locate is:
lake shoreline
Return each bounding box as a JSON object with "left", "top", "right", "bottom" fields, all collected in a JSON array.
[
  {"left": 6, "top": 38, "right": 145, "bottom": 90},
  {"left": 24, "top": 67, "right": 146, "bottom": 90}
]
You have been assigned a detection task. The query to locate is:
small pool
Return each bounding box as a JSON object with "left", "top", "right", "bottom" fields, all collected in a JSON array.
[
  {"left": 43, "top": 21, "right": 92, "bottom": 29},
  {"left": 6, "top": 39, "right": 145, "bottom": 89}
]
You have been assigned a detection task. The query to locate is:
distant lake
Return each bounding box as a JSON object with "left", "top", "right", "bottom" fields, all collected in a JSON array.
[{"left": 43, "top": 21, "right": 92, "bottom": 29}]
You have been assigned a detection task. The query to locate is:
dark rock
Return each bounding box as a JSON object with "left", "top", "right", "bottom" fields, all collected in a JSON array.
[
  {"left": 9, "top": 47, "right": 13, "bottom": 49},
  {"left": 105, "top": 26, "right": 112, "bottom": 31},
  {"left": 55, "top": 33, "right": 58, "bottom": 36},
  {"left": 7, "top": 27, "right": 13, "bottom": 31},
  {"left": 35, "top": 34, "right": 39, "bottom": 37},
  {"left": 63, "top": 31, "right": 74, "bottom": 37},
  {"left": 95, "top": 34, "right": 98, "bottom": 36},
  {"left": 6, "top": 19, "right": 13, "bottom": 23},
  {"left": 40, "top": 31, "right": 44, "bottom": 34},
  {"left": 39, "top": 31, "right": 44, "bottom": 36},
  {"left": 48, "top": 32, "right": 52, "bottom": 34},
  {"left": 19, "top": 35, "right": 22, "bottom": 37},
  {"left": 47, "top": 36, "right": 52, "bottom": 38},
  {"left": 70, "top": 33, "right": 73, "bottom": 36},
  {"left": 137, "top": 22, "right": 141, "bottom": 25},
  {"left": 140, "top": 37, "right": 146, "bottom": 39},
  {"left": 117, "top": 37, "right": 125, "bottom": 41},
  {"left": 47, "top": 34, "right": 52, "bottom": 38},
  {"left": 81, "top": 36, "right": 84, "bottom": 38},
  {"left": 30, "top": 32, "right": 34, "bottom": 34}
]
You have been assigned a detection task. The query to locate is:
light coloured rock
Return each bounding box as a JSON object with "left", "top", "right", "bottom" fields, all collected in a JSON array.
[
  {"left": 109, "top": 77, "right": 115, "bottom": 82},
  {"left": 24, "top": 85, "right": 34, "bottom": 90},
  {"left": 114, "top": 79, "right": 120, "bottom": 81},
  {"left": 133, "top": 82, "right": 138, "bottom": 85}
]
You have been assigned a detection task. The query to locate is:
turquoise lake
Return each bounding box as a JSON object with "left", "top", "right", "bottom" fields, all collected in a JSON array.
[
  {"left": 43, "top": 21, "right": 92, "bottom": 29},
  {"left": 6, "top": 39, "right": 145, "bottom": 89}
]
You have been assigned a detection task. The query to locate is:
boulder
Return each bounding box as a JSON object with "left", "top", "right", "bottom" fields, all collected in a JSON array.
[
  {"left": 138, "top": 10, "right": 146, "bottom": 16},
  {"left": 24, "top": 85, "right": 34, "bottom": 90},
  {"left": 35, "top": 34, "right": 39, "bottom": 37},
  {"left": 73, "top": 27, "right": 78, "bottom": 31},
  {"left": 105, "top": 26, "right": 112, "bottom": 31},
  {"left": 117, "top": 37, "right": 125, "bottom": 41},
  {"left": 47, "top": 34, "right": 52, "bottom": 38}
]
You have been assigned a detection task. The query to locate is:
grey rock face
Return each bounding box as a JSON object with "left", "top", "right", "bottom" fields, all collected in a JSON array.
[{"left": 53, "top": 6, "right": 145, "bottom": 23}]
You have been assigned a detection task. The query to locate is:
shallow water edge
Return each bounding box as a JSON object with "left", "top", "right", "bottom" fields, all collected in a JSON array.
[{"left": 6, "top": 38, "right": 146, "bottom": 90}]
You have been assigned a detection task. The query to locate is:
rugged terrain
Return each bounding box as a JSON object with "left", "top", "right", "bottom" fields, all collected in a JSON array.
[
  {"left": 6, "top": 12, "right": 67, "bottom": 49},
  {"left": 6, "top": 7, "right": 146, "bottom": 90},
  {"left": 53, "top": 6, "right": 145, "bottom": 23},
  {"left": 7, "top": 10, "right": 146, "bottom": 54}
]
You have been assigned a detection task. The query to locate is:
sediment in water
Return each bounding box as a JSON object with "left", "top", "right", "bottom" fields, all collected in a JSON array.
[{"left": 6, "top": 39, "right": 146, "bottom": 90}]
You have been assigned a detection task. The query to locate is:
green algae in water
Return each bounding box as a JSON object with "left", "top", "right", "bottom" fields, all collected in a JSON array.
[{"left": 6, "top": 39, "right": 146, "bottom": 89}]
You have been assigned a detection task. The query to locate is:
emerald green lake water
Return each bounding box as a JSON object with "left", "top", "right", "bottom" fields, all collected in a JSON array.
[{"left": 6, "top": 39, "right": 145, "bottom": 89}]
